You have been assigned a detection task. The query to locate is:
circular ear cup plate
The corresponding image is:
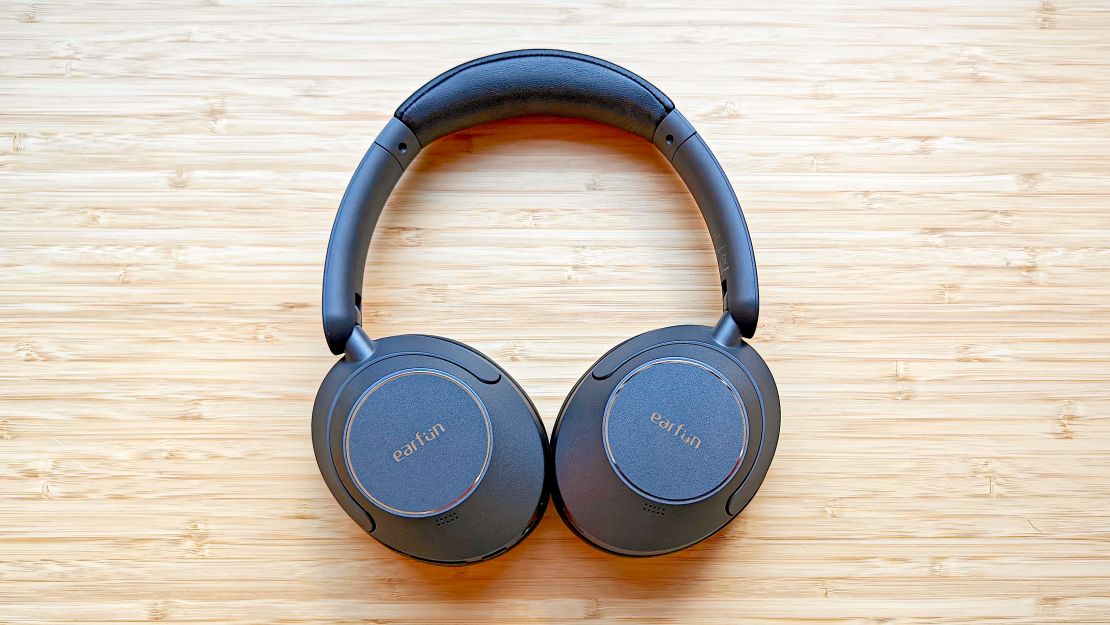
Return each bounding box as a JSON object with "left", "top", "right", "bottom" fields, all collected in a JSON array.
[
  {"left": 603, "top": 357, "right": 747, "bottom": 504},
  {"left": 314, "top": 334, "right": 550, "bottom": 564},
  {"left": 343, "top": 368, "right": 493, "bottom": 518}
]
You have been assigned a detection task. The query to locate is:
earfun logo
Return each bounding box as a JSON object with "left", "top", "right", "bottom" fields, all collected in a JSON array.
[
  {"left": 392, "top": 422, "right": 446, "bottom": 462},
  {"left": 649, "top": 412, "right": 701, "bottom": 450}
]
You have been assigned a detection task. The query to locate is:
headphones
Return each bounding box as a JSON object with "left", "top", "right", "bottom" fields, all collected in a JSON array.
[{"left": 312, "top": 50, "right": 780, "bottom": 564}]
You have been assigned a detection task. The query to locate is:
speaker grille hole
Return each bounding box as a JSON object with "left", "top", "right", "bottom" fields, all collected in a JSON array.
[
  {"left": 435, "top": 511, "right": 460, "bottom": 527},
  {"left": 642, "top": 503, "right": 667, "bottom": 516}
]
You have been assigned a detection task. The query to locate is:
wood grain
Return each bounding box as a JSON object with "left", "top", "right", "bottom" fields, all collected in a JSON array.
[{"left": 2, "top": 1, "right": 1109, "bottom": 623}]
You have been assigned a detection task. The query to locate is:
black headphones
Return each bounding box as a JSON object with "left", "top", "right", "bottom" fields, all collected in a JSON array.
[{"left": 312, "top": 50, "right": 780, "bottom": 564}]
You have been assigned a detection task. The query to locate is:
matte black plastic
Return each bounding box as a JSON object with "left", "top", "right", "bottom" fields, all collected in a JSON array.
[
  {"left": 322, "top": 52, "right": 760, "bottom": 353},
  {"left": 322, "top": 145, "right": 403, "bottom": 354},
  {"left": 316, "top": 51, "right": 777, "bottom": 563},
  {"left": 396, "top": 49, "right": 674, "bottom": 145},
  {"left": 652, "top": 109, "right": 697, "bottom": 161},
  {"left": 313, "top": 334, "right": 549, "bottom": 564},
  {"left": 342, "top": 326, "right": 377, "bottom": 363},
  {"left": 671, "top": 135, "right": 760, "bottom": 338},
  {"left": 313, "top": 351, "right": 377, "bottom": 534},
  {"left": 552, "top": 318, "right": 779, "bottom": 556},
  {"left": 374, "top": 117, "right": 421, "bottom": 170}
]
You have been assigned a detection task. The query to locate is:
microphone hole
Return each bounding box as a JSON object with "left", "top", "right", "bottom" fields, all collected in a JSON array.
[
  {"left": 665, "top": 135, "right": 674, "bottom": 145},
  {"left": 398, "top": 142, "right": 408, "bottom": 153}
]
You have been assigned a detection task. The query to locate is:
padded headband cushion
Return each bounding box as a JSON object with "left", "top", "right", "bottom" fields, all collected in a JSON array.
[{"left": 395, "top": 49, "right": 675, "bottom": 145}]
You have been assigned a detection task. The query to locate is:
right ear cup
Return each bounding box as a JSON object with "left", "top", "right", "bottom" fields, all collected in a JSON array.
[
  {"left": 312, "top": 330, "right": 548, "bottom": 564},
  {"left": 551, "top": 316, "right": 779, "bottom": 556}
]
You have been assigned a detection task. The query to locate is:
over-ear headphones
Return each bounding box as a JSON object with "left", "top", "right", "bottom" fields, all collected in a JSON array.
[{"left": 312, "top": 50, "right": 780, "bottom": 564}]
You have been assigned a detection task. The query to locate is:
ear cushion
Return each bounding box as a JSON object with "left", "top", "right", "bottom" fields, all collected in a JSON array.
[
  {"left": 312, "top": 334, "right": 548, "bottom": 564},
  {"left": 551, "top": 323, "right": 779, "bottom": 556}
]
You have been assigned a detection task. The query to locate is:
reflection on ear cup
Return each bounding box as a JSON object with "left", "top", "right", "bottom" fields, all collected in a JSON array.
[
  {"left": 312, "top": 334, "right": 549, "bottom": 564},
  {"left": 551, "top": 322, "right": 779, "bottom": 557}
]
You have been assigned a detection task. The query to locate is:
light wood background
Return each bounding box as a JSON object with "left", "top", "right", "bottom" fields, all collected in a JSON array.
[{"left": 3, "top": 2, "right": 1109, "bottom": 623}]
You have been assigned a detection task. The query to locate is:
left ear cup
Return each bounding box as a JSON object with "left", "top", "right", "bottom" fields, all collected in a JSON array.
[
  {"left": 550, "top": 317, "right": 779, "bottom": 556},
  {"left": 312, "top": 332, "right": 548, "bottom": 564}
]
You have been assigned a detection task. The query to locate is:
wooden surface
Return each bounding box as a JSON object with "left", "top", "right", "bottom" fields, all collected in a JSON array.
[{"left": 3, "top": 2, "right": 1109, "bottom": 623}]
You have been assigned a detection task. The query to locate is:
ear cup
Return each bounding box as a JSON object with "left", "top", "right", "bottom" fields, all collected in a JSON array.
[
  {"left": 551, "top": 319, "right": 779, "bottom": 556},
  {"left": 312, "top": 332, "right": 548, "bottom": 564}
]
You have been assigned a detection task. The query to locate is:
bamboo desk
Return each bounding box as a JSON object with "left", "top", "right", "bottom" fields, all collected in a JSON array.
[{"left": 2, "top": 2, "right": 1109, "bottom": 623}]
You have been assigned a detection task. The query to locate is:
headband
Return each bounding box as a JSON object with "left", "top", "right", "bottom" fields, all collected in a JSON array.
[{"left": 322, "top": 49, "right": 759, "bottom": 354}]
